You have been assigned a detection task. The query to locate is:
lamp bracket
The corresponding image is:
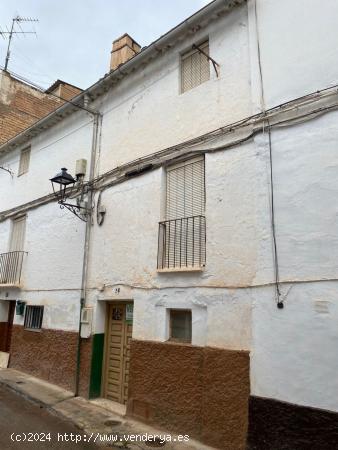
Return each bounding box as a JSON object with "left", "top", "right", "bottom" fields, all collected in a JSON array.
[{"left": 59, "top": 201, "right": 91, "bottom": 222}]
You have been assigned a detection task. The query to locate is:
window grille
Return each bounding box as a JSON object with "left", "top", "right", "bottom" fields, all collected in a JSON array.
[
  {"left": 18, "top": 146, "right": 31, "bottom": 176},
  {"left": 181, "top": 41, "right": 210, "bottom": 93},
  {"left": 24, "top": 305, "right": 44, "bottom": 330}
]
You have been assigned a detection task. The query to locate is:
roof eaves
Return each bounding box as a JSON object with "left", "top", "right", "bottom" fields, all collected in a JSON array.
[{"left": 0, "top": 0, "right": 245, "bottom": 156}]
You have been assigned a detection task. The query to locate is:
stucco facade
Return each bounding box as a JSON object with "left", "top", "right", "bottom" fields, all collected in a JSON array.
[{"left": 0, "top": 0, "right": 338, "bottom": 448}]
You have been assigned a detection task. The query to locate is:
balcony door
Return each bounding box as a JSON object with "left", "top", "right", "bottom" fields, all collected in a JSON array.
[
  {"left": 0, "top": 216, "right": 26, "bottom": 285},
  {"left": 10, "top": 216, "right": 26, "bottom": 252},
  {"left": 158, "top": 157, "right": 206, "bottom": 269}
]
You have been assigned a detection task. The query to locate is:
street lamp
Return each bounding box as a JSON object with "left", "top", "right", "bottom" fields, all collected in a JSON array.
[
  {"left": 50, "top": 167, "right": 91, "bottom": 222},
  {"left": 50, "top": 168, "right": 76, "bottom": 202}
]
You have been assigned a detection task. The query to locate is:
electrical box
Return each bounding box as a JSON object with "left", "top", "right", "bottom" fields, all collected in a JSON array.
[
  {"left": 15, "top": 300, "right": 26, "bottom": 316},
  {"left": 75, "top": 159, "right": 87, "bottom": 178},
  {"left": 80, "top": 307, "right": 93, "bottom": 338}
]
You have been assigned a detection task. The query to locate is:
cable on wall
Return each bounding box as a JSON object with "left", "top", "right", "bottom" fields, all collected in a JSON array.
[
  {"left": 254, "top": 0, "right": 282, "bottom": 308},
  {"left": 267, "top": 121, "right": 282, "bottom": 307}
]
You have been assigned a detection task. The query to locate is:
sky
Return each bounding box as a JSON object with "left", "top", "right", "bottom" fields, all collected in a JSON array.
[{"left": 0, "top": 0, "right": 210, "bottom": 90}]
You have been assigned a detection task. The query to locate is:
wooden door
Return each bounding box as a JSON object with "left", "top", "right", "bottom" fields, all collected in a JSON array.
[{"left": 103, "top": 303, "right": 133, "bottom": 404}]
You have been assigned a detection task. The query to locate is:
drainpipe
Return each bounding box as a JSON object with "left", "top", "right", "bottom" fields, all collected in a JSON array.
[{"left": 75, "top": 107, "right": 101, "bottom": 397}]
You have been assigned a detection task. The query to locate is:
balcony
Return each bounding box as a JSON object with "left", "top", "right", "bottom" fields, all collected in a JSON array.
[
  {"left": 0, "top": 251, "right": 26, "bottom": 287},
  {"left": 157, "top": 215, "right": 206, "bottom": 271}
]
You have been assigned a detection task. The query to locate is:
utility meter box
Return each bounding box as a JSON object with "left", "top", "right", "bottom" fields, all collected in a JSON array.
[
  {"left": 15, "top": 300, "right": 26, "bottom": 316},
  {"left": 80, "top": 307, "right": 93, "bottom": 339},
  {"left": 75, "top": 159, "right": 87, "bottom": 178}
]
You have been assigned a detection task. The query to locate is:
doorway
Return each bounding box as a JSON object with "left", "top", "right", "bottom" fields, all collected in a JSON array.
[
  {"left": 103, "top": 303, "right": 133, "bottom": 404},
  {"left": 0, "top": 301, "right": 16, "bottom": 353}
]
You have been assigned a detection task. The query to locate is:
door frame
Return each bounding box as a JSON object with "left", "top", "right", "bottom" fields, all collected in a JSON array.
[
  {"left": 5, "top": 300, "right": 16, "bottom": 353},
  {"left": 101, "top": 300, "right": 134, "bottom": 402}
]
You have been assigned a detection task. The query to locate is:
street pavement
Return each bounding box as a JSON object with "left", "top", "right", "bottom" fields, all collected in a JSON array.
[{"left": 0, "top": 385, "right": 99, "bottom": 449}]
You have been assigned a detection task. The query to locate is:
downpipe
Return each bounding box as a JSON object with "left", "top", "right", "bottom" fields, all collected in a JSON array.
[{"left": 75, "top": 110, "right": 101, "bottom": 397}]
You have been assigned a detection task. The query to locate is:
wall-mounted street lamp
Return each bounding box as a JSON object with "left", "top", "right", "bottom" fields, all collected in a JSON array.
[{"left": 50, "top": 162, "right": 91, "bottom": 222}]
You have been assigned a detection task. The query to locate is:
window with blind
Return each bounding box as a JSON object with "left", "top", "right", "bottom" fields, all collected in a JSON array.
[
  {"left": 24, "top": 306, "right": 44, "bottom": 331},
  {"left": 181, "top": 41, "right": 210, "bottom": 94},
  {"left": 157, "top": 157, "right": 206, "bottom": 270},
  {"left": 10, "top": 216, "right": 26, "bottom": 252},
  {"left": 18, "top": 146, "right": 31, "bottom": 176}
]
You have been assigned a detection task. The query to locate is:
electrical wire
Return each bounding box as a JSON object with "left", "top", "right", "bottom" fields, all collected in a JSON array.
[
  {"left": 0, "top": 66, "right": 94, "bottom": 115},
  {"left": 267, "top": 122, "right": 282, "bottom": 306},
  {"left": 254, "top": 0, "right": 282, "bottom": 307}
]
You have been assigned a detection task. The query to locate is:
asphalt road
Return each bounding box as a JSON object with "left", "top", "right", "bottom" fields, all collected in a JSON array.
[{"left": 0, "top": 385, "right": 99, "bottom": 449}]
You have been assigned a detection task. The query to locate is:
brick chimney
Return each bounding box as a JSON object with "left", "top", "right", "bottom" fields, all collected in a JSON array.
[{"left": 110, "top": 33, "right": 141, "bottom": 71}]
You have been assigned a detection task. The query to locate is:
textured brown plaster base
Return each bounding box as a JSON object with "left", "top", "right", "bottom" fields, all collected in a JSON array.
[
  {"left": 127, "top": 340, "right": 250, "bottom": 450},
  {"left": 0, "top": 322, "right": 8, "bottom": 352},
  {"left": 9, "top": 325, "right": 92, "bottom": 396},
  {"left": 78, "top": 337, "right": 93, "bottom": 398},
  {"left": 247, "top": 396, "right": 338, "bottom": 450}
]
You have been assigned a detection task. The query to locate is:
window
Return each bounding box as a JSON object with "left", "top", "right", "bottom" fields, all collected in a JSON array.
[
  {"left": 24, "top": 306, "right": 44, "bottom": 330},
  {"left": 10, "top": 216, "right": 26, "bottom": 252},
  {"left": 166, "top": 157, "right": 205, "bottom": 220},
  {"left": 157, "top": 157, "right": 206, "bottom": 269},
  {"left": 18, "top": 146, "right": 31, "bottom": 176},
  {"left": 181, "top": 40, "right": 210, "bottom": 93},
  {"left": 169, "top": 310, "right": 192, "bottom": 343}
]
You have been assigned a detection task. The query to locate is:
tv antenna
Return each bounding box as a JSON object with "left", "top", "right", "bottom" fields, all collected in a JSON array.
[{"left": 0, "top": 16, "right": 38, "bottom": 71}]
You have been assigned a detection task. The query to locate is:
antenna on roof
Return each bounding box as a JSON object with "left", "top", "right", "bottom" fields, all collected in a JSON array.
[{"left": 0, "top": 16, "right": 38, "bottom": 71}]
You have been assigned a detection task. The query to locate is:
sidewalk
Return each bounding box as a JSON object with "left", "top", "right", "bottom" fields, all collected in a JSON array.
[{"left": 0, "top": 368, "right": 214, "bottom": 450}]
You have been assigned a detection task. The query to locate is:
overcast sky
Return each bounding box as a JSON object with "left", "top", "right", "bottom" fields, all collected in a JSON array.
[{"left": 1, "top": 0, "right": 210, "bottom": 90}]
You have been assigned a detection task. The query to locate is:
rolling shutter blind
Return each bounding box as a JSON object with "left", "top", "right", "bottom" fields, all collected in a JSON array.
[
  {"left": 18, "top": 147, "right": 31, "bottom": 176},
  {"left": 181, "top": 41, "right": 210, "bottom": 93},
  {"left": 10, "top": 216, "right": 26, "bottom": 252},
  {"left": 166, "top": 157, "right": 205, "bottom": 220}
]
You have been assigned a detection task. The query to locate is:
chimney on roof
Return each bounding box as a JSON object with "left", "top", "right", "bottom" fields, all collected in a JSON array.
[{"left": 110, "top": 33, "right": 141, "bottom": 71}]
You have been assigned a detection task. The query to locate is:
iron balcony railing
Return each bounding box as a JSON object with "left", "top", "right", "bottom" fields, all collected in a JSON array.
[
  {"left": 0, "top": 251, "right": 26, "bottom": 286},
  {"left": 157, "top": 215, "right": 206, "bottom": 270}
]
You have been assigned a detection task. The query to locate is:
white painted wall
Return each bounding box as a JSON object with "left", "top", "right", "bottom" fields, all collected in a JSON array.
[
  {"left": 97, "top": 3, "right": 251, "bottom": 169},
  {"left": 251, "top": 281, "right": 338, "bottom": 412},
  {"left": 88, "top": 142, "right": 268, "bottom": 291},
  {"left": 0, "top": 202, "right": 85, "bottom": 331},
  {"left": 249, "top": 111, "right": 338, "bottom": 411},
  {"left": 0, "top": 110, "right": 93, "bottom": 212},
  {"left": 251, "top": 0, "right": 338, "bottom": 109}
]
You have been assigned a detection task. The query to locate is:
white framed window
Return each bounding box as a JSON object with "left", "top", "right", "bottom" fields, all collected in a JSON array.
[
  {"left": 157, "top": 156, "right": 206, "bottom": 270},
  {"left": 18, "top": 146, "right": 31, "bottom": 176},
  {"left": 181, "top": 40, "right": 210, "bottom": 93},
  {"left": 169, "top": 309, "right": 192, "bottom": 343},
  {"left": 24, "top": 305, "right": 44, "bottom": 331}
]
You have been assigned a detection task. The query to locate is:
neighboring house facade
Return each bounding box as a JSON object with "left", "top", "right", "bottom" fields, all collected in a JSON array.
[
  {"left": 0, "top": 69, "right": 82, "bottom": 144},
  {"left": 0, "top": 1, "right": 338, "bottom": 449}
]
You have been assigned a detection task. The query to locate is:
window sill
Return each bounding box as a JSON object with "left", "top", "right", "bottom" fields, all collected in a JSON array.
[
  {"left": 157, "top": 266, "right": 205, "bottom": 273},
  {"left": 24, "top": 328, "right": 42, "bottom": 333},
  {"left": 166, "top": 339, "right": 192, "bottom": 346}
]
